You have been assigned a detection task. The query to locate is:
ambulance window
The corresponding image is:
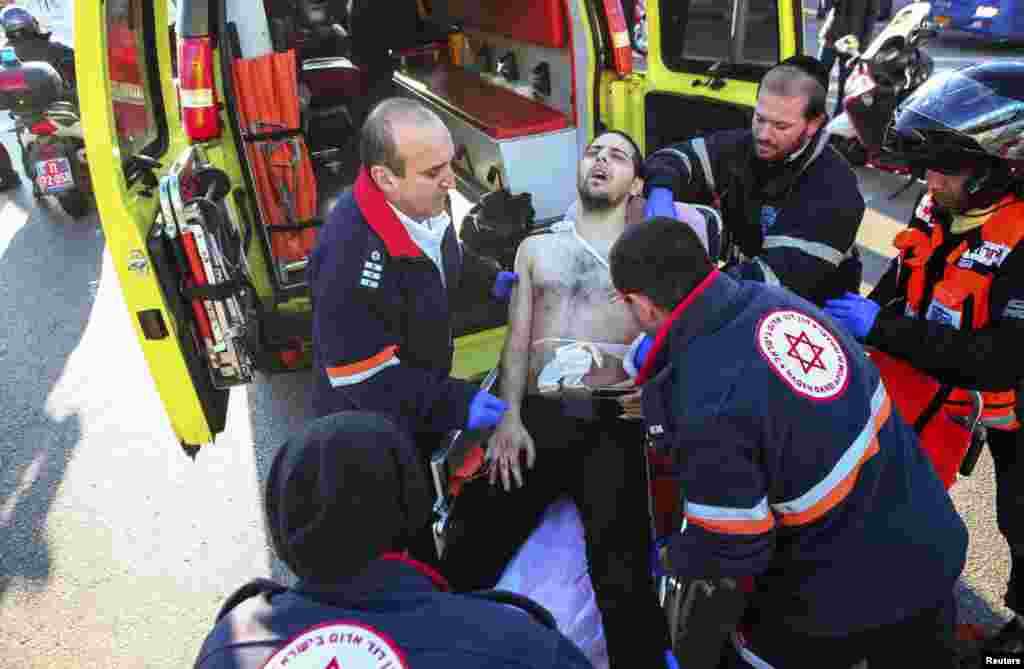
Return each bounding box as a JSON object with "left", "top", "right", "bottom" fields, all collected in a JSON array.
[
  {"left": 105, "top": 0, "right": 168, "bottom": 160},
  {"left": 660, "top": 0, "right": 781, "bottom": 80}
]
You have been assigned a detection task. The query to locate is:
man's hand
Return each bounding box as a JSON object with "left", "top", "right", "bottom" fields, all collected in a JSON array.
[
  {"left": 644, "top": 187, "right": 676, "bottom": 220},
  {"left": 485, "top": 415, "right": 537, "bottom": 492},
  {"left": 468, "top": 390, "right": 508, "bottom": 431},
  {"left": 491, "top": 271, "right": 519, "bottom": 301},
  {"left": 618, "top": 388, "right": 644, "bottom": 421},
  {"left": 824, "top": 293, "right": 880, "bottom": 341}
]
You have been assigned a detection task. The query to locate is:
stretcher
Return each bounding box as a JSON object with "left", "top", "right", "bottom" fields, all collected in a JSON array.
[{"left": 231, "top": 49, "right": 320, "bottom": 289}]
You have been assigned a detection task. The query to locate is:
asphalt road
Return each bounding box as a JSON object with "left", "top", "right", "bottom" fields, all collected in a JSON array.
[{"left": 0, "top": 1, "right": 1021, "bottom": 667}]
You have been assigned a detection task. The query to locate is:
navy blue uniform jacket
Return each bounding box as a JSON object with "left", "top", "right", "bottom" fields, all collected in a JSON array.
[
  {"left": 644, "top": 129, "right": 865, "bottom": 305},
  {"left": 194, "top": 557, "right": 594, "bottom": 669},
  {"left": 639, "top": 270, "right": 967, "bottom": 636},
  {"left": 309, "top": 169, "right": 494, "bottom": 436}
]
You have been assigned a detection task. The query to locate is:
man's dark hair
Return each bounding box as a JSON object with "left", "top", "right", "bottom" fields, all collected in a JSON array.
[
  {"left": 359, "top": 97, "right": 442, "bottom": 177},
  {"left": 591, "top": 129, "right": 644, "bottom": 179},
  {"left": 610, "top": 216, "right": 714, "bottom": 311},
  {"left": 760, "top": 61, "right": 828, "bottom": 121}
]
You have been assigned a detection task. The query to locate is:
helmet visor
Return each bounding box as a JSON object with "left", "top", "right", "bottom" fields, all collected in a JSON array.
[{"left": 886, "top": 68, "right": 1024, "bottom": 170}]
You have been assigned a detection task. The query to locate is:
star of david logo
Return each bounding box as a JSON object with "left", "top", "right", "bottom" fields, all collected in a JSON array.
[{"left": 785, "top": 330, "right": 826, "bottom": 374}]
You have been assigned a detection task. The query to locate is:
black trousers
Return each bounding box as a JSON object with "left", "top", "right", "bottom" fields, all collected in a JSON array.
[
  {"left": 988, "top": 428, "right": 1024, "bottom": 614},
  {"left": 724, "top": 593, "right": 958, "bottom": 668},
  {"left": 441, "top": 395, "right": 670, "bottom": 668}
]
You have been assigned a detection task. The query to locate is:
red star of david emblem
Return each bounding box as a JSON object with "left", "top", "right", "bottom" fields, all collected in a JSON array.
[{"left": 785, "top": 330, "right": 827, "bottom": 374}]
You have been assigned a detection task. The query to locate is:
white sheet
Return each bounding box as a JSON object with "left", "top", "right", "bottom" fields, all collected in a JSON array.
[{"left": 495, "top": 497, "right": 609, "bottom": 669}]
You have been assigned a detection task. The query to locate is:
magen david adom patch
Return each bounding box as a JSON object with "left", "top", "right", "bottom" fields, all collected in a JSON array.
[
  {"left": 263, "top": 621, "right": 409, "bottom": 669},
  {"left": 756, "top": 309, "right": 849, "bottom": 402}
]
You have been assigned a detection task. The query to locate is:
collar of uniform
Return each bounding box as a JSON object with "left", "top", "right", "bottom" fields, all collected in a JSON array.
[
  {"left": 636, "top": 270, "right": 747, "bottom": 385},
  {"left": 294, "top": 554, "right": 450, "bottom": 606},
  {"left": 353, "top": 168, "right": 424, "bottom": 258}
]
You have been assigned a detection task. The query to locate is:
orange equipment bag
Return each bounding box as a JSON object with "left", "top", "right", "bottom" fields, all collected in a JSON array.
[{"left": 868, "top": 349, "right": 975, "bottom": 490}]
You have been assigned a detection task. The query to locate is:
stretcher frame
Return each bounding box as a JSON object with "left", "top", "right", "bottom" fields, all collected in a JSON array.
[{"left": 158, "top": 147, "right": 255, "bottom": 389}]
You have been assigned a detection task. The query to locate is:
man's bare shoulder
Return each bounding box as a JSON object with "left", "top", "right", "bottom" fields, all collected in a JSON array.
[{"left": 518, "top": 229, "right": 571, "bottom": 264}]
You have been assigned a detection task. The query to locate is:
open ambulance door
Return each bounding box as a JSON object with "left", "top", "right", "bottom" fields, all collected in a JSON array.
[
  {"left": 80, "top": 0, "right": 265, "bottom": 455},
  {"left": 596, "top": 0, "right": 803, "bottom": 157}
]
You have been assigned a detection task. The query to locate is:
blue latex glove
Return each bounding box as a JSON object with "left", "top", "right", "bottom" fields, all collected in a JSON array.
[
  {"left": 644, "top": 187, "right": 676, "bottom": 220},
  {"left": 824, "top": 292, "right": 881, "bottom": 341},
  {"left": 467, "top": 389, "right": 508, "bottom": 431},
  {"left": 633, "top": 334, "right": 655, "bottom": 371},
  {"left": 491, "top": 271, "right": 518, "bottom": 301}
]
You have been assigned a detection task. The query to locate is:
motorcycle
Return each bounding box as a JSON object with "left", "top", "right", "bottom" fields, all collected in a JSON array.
[
  {"left": 0, "top": 47, "right": 91, "bottom": 218},
  {"left": 825, "top": 2, "right": 937, "bottom": 181}
]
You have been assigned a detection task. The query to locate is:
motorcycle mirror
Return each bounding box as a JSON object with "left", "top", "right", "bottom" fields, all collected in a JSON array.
[{"left": 834, "top": 34, "right": 861, "bottom": 57}]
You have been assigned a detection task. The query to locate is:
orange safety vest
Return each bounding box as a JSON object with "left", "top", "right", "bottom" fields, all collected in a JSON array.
[{"left": 894, "top": 193, "right": 1024, "bottom": 431}]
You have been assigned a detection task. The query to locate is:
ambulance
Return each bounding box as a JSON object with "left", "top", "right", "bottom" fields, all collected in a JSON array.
[{"left": 76, "top": 0, "right": 803, "bottom": 455}]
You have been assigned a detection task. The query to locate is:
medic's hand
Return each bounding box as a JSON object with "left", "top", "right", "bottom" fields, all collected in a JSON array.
[
  {"left": 633, "top": 334, "right": 654, "bottom": 371},
  {"left": 618, "top": 388, "right": 644, "bottom": 421},
  {"left": 824, "top": 293, "right": 881, "bottom": 342},
  {"left": 644, "top": 187, "right": 676, "bottom": 221},
  {"left": 491, "top": 271, "right": 519, "bottom": 301},
  {"left": 467, "top": 390, "right": 508, "bottom": 431},
  {"left": 485, "top": 414, "right": 537, "bottom": 492}
]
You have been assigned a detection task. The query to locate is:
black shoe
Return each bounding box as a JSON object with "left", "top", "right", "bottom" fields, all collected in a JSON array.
[{"left": 982, "top": 616, "right": 1024, "bottom": 654}]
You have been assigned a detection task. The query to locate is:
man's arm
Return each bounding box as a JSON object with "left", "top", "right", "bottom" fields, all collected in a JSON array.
[
  {"left": 664, "top": 413, "right": 776, "bottom": 580},
  {"left": 498, "top": 239, "right": 535, "bottom": 415},
  {"left": 485, "top": 238, "right": 538, "bottom": 490},
  {"left": 866, "top": 244, "right": 1024, "bottom": 392},
  {"left": 310, "top": 227, "right": 476, "bottom": 434},
  {"left": 642, "top": 131, "right": 734, "bottom": 206}
]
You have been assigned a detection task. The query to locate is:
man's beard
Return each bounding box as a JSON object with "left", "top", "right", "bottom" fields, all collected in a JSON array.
[{"left": 578, "top": 183, "right": 625, "bottom": 212}]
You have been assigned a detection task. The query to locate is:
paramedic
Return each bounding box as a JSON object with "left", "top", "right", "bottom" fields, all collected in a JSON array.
[
  {"left": 0, "top": 6, "right": 75, "bottom": 95},
  {"left": 824, "top": 62, "right": 1024, "bottom": 655},
  {"left": 308, "top": 98, "right": 514, "bottom": 559},
  {"left": 193, "top": 411, "right": 594, "bottom": 669},
  {"left": 612, "top": 217, "right": 967, "bottom": 667},
  {"left": 441, "top": 130, "right": 673, "bottom": 669},
  {"left": 642, "top": 56, "right": 864, "bottom": 306}
]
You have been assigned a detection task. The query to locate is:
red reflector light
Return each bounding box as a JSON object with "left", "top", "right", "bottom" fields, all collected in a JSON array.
[
  {"left": 178, "top": 36, "right": 221, "bottom": 142},
  {"left": 0, "top": 70, "right": 27, "bottom": 92},
  {"left": 30, "top": 120, "right": 57, "bottom": 135}
]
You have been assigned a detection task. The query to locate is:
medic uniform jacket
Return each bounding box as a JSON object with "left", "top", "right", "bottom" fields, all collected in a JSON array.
[
  {"left": 643, "top": 129, "right": 865, "bottom": 305},
  {"left": 194, "top": 557, "right": 593, "bottom": 669},
  {"left": 308, "top": 169, "right": 497, "bottom": 435},
  {"left": 867, "top": 192, "right": 1024, "bottom": 430},
  {"left": 639, "top": 270, "right": 967, "bottom": 636}
]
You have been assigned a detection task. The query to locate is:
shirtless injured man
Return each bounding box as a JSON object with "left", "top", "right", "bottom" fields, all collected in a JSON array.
[{"left": 441, "top": 131, "right": 674, "bottom": 669}]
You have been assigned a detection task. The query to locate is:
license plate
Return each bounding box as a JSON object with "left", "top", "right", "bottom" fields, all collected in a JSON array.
[
  {"left": 935, "top": 15, "right": 951, "bottom": 26},
  {"left": 35, "top": 157, "right": 74, "bottom": 194}
]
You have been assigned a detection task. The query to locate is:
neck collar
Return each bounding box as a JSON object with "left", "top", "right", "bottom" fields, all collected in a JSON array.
[{"left": 354, "top": 168, "right": 424, "bottom": 258}]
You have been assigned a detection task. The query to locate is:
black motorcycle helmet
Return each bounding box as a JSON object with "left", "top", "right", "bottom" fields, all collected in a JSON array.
[
  {"left": 0, "top": 6, "right": 41, "bottom": 43},
  {"left": 884, "top": 61, "right": 1024, "bottom": 210}
]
